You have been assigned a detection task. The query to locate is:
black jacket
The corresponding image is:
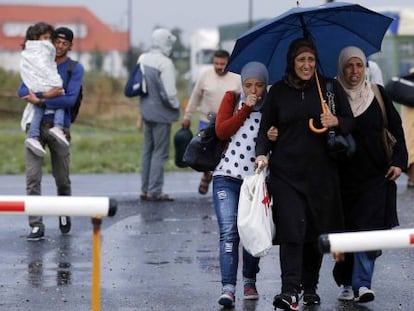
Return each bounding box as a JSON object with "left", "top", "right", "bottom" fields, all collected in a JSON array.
[{"left": 256, "top": 75, "right": 355, "bottom": 243}]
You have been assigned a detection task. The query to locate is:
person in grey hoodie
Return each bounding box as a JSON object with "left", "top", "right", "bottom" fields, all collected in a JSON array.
[{"left": 138, "top": 28, "right": 180, "bottom": 201}]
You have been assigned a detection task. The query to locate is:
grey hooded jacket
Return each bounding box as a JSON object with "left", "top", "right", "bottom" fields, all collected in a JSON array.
[{"left": 138, "top": 29, "right": 180, "bottom": 123}]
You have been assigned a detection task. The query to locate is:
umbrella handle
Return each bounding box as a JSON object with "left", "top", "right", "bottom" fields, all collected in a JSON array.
[
  {"left": 309, "top": 99, "right": 328, "bottom": 133},
  {"left": 309, "top": 118, "right": 328, "bottom": 133},
  {"left": 309, "top": 71, "right": 328, "bottom": 134}
]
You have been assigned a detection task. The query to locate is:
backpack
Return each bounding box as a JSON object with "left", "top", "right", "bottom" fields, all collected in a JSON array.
[
  {"left": 66, "top": 60, "right": 83, "bottom": 123},
  {"left": 124, "top": 63, "right": 147, "bottom": 97}
]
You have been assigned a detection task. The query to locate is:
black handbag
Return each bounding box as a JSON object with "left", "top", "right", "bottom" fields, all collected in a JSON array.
[
  {"left": 325, "top": 82, "right": 356, "bottom": 161},
  {"left": 182, "top": 113, "right": 228, "bottom": 172},
  {"left": 173, "top": 127, "right": 193, "bottom": 168},
  {"left": 326, "top": 128, "right": 356, "bottom": 160}
]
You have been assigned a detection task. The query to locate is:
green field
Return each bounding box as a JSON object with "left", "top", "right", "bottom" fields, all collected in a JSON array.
[
  {"left": 0, "top": 67, "right": 194, "bottom": 175},
  {"left": 0, "top": 116, "right": 193, "bottom": 175}
]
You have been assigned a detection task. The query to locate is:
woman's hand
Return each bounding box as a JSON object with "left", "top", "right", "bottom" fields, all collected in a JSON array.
[
  {"left": 245, "top": 94, "right": 261, "bottom": 107},
  {"left": 386, "top": 166, "right": 402, "bottom": 181},
  {"left": 333, "top": 252, "right": 344, "bottom": 262},
  {"left": 320, "top": 103, "right": 339, "bottom": 128},
  {"left": 255, "top": 155, "right": 268, "bottom": 172},
  {"left": 267, "top": 126, "right": 278, "bottom": 141}
]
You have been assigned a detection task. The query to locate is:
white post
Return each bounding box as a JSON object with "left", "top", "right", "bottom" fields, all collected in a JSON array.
[
  {"left": 0, "top": 195, "right": 117, "bottom": 217},
  {"left": 319, "top": 228, "right": 414, "bottom": 253}
]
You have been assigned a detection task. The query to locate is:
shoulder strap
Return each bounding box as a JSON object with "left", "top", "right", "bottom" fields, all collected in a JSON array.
[
  {"left": 232, "top": 91, "right": 241, "bottom": 113},
  {"left": 66, "top": 60, "right": 78, "bottom": 88},
  {"left": 326, "top": 81, "right": 336, "bottom": 114},
  {"left": 326, "top": 81, "right": 333, "bottom": 92},
  {"left": 371, "top": 83, "right": 388, "bottom": 128}
]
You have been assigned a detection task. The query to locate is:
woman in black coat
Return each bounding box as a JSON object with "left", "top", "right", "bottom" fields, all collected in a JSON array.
[
  {"left": 255, "top": 38, "right": 355, "bottom": 310},
  {"left": 333, "top": 46, "right": 408, "bottom": 304}
]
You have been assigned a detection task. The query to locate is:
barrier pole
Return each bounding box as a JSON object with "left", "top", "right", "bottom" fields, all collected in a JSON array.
[
  {"left": 0, "top": 195, "right": 117, "bottom": 310},
  {"left": 91, "top": 217, "right": 102, "bottom": 311},
  {"left": 0, "top": 195, "right": 117, "bottom": 217},
  {"left": 319, "top": 228, "right": 414, "bottom": 253}
]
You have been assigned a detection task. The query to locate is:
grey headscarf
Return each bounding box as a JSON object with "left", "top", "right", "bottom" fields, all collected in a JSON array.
[{"left": 240, "top": 61, "right": 269, "bottom": 111}]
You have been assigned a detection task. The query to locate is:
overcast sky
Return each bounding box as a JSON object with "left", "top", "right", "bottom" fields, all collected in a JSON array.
[{"left": 2, "top": 0, "right": 413, "bottom": 47}]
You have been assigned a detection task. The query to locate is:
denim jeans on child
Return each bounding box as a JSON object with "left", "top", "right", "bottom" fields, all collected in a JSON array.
[
  {"left": 29, "top": 105, "right": 65, "bottom": 138},
  {"left": 212, "top": 175, "right": 260, "bottom": 287}
]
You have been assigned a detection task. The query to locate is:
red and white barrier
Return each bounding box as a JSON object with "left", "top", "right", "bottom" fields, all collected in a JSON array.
[
  {"left": 319, "top": 228, "right": 414, "bottom": 253},
  {"left": 0, "top": 195, "right": 117, "bottom": 217}
]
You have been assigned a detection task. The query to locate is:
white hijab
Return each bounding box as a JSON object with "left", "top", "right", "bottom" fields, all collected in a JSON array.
[{"left": 337, "top": 46, "right": 374, "bottom": 117}]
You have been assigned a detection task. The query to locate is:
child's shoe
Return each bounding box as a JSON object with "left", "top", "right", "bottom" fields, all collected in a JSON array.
[
  {"left": 49, "top": 127, "right": 69, "bottom": 146},
  {"left": 25, "top": 138, "right": 46, "bottom": 157}
]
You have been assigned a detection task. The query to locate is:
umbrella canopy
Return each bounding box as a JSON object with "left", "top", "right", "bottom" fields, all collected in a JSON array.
[{"left": 227, "top": 2, "right": 393, "bottom": 84}]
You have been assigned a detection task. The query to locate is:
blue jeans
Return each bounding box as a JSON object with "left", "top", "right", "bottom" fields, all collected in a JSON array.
[
  {"left": 29, "top": 106, "right": 65, "bottom": 138},
  {"left": 212, "top": 175, "right": 260, "bottom": 287},
  {"left": 352, "top": 252, "right": 375, "bottom": 291}
]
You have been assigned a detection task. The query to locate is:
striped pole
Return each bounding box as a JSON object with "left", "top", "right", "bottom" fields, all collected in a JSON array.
[
  {"left": 0, "top": 195, "right": 117, "bottom": 217},
  {"left": 0, "top": 195, "right": 117, "bottom": 311},
  {"left": 319, "top": 228, "right": 414, "bottom": 253}
]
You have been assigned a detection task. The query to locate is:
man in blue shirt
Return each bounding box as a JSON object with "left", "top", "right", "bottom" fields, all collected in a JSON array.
[{"left": 18, "top": 27, "right": 84, "bottom": 241}]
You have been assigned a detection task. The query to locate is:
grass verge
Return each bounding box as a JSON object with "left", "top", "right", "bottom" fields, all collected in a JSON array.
[{"left": 0, "top": 117, "right": 193, "bottom": 175}]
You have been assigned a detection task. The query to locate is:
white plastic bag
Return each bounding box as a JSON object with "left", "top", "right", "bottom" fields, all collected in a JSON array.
[{"left": 237, "top": 169, "right": 275, "bottom": 257}]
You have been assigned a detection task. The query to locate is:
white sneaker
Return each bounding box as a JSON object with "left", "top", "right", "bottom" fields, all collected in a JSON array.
[
  {"left": 337, "top": 285, "right": 354, "bottom": 301},
  {"left": 355, "top": 286, "right": 375, "bottom": 303},
  {"left": 49, "top": 127, "right": 69, "bottom": 146},
  {"left": 25, "top": 138, "right": 46, "bottom": 157}
]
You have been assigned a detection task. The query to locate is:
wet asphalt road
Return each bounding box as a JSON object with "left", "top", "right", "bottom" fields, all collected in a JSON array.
[{"left": 0, "top": 172, "right": 413, "bottom": 311}]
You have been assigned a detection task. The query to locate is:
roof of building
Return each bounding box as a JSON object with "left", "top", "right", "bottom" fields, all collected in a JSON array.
[{"left": 0, "top": 4, "right": 129, "bottom": 52}]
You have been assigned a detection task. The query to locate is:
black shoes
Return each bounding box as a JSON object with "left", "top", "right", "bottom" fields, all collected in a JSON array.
[
  {"left": 303, "top": 292, "right": 321, "bottom": 305},
  {"left": 59, "top": 216, "right": 71, "bottom": 234},
  {"left": 273, "top": 289, "right": 320, "bottom": 310},
  {"left": 26, "top": 226, "right": 44, "bottom": 241},
  {"left": 27, "top": 217, "right": 70, "bottom": 241},
  {"left": 273, "top": 292, "right": 299, "bottom": 310}
]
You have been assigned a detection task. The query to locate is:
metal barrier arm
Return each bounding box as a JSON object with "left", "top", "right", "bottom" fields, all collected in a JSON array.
[
  {"left": 0, "top": 195, "right": 117, "bottom": 311},
  {"left": 319, "top": 228, "right": 414, "bottom": 253},
  {"left": 0, "top": 195, "right": 117, "bottom": 217}
]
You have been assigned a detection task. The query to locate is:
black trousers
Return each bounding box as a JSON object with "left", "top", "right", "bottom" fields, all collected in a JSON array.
[{"left": 280, "top": 239, "right": 323, "bottom": 294}]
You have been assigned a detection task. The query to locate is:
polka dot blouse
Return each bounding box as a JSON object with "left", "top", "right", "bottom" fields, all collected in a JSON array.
[{"left": 214, "top": 109, "right": 262, "bottom": 180}]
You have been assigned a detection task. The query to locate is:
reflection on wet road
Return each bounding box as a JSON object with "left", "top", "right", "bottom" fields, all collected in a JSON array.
[{"left": 0, "top": 191, "right": 413, "bottom": 310}]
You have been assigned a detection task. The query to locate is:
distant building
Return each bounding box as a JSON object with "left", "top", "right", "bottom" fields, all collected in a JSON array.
[{"left": 0, "top": 4, "right": 129, "bottom": 77}]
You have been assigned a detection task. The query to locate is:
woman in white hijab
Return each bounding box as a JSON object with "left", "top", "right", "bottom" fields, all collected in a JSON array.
[{"left": 334, "top": 46, "right": 408, "bottom": 303}]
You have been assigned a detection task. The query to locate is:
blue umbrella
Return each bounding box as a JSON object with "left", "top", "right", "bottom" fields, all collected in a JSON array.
[{"left": 227, "top": 2, "right": 393, "bottom": 84}]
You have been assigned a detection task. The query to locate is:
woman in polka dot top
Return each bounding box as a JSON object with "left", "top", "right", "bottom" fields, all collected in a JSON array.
[{"left": 212, "top": 61, "right": 269, "bottom": 308}]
